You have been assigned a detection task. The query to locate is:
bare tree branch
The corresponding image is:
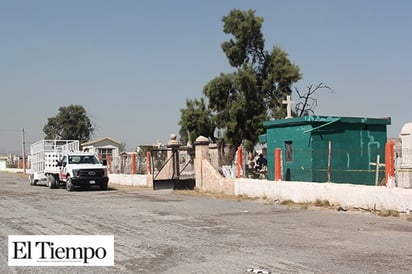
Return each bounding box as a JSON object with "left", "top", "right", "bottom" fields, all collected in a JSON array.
[{"left": 294, "top": 82, "right": 334, "bottom": 117}]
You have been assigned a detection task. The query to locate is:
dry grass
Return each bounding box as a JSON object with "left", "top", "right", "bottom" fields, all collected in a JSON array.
[
  {"left": 280, "top": 199, "right": 331, "bottom": 209},
  {"left": 174, "top": 189, "right": 262, "bottom": 202},
  {"left": 314, "top": 199, "right": 331, "bottom": 207},
  {"left": 174, "top": 189, "right": 242, "bottom": 201},
  {"left": 278, "top": 198, "right": 402, "bottom": 219},
  {"left": 280, "top": 199, "right": 296, "bottom": 206},
  {"left": 279, "top": 199, "right": 308, "bottom": 209},
  {"left": 108, "top": 183, "right": 151, "bottom": 192},
  {"left": 377, "top": 209, "right": 400, "bottom": 218}
]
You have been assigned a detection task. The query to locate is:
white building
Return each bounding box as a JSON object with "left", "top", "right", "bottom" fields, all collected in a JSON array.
[
  {"left": 81, "top": 137, "right": 122, "bottom": 161},
  {"left": 0, "top": 156, "right": 7, "bottom": 171}
]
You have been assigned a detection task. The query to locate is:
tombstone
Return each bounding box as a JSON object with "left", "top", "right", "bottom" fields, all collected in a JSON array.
[{"left": 398, "top": 123, "right": 412, "bottom": 188}]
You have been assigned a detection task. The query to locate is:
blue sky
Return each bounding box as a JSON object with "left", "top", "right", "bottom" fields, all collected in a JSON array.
[{"left": 1, "top": 0, "right": 411, "bottom": 153}]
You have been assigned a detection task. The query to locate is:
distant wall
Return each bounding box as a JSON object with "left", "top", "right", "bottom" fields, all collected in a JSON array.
[
  {"left": 108, "top": 174, "right": 151, "bottom": 187},
  {"left": 199, "top": 159, "right": 234, "bottom": 195},
  {"left": 234, "top": 179, "right": 412, "bottom": 212}
]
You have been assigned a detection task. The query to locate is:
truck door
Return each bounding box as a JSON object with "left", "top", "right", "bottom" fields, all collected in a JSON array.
[{"left": 60, "top": 156, "right": 68, "bottom": 181}]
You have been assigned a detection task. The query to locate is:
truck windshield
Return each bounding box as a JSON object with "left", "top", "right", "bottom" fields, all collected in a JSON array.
[{"left": 68, "top": 155, "right": 99, "bottom": 164}]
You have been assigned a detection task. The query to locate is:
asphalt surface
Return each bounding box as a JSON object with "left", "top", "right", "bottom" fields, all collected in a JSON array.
[{"left": 1, "top": 172, "right": 412, "bottom": 273}]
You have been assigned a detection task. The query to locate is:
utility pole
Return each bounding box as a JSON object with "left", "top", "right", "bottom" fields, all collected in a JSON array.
[{"left": 21, "top": 128, "right": 26, "bottom": 175}]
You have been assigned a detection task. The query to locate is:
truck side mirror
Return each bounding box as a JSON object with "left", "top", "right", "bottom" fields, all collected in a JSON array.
[{"left": 102, "top": 160, "right": 107, "bottom": 166}]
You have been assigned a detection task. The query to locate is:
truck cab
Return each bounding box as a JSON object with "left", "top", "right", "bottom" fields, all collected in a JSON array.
[{"left": 58, "top": 152, "right": 109, "bottom": 191}]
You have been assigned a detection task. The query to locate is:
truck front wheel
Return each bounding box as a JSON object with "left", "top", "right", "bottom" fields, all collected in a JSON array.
[
  {"left": 47, "top": 175, "right": 56, "bottom": 189},
  {"left": 100, "top": 181, "right": 108, "bottom": 191},
  {"left": 66, "top": 177, "right": 74, "bottom": 192}
]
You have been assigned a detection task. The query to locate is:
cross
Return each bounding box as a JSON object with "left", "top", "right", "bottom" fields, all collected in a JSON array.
[
  {"left": 282, "top": 95, "right": 294, "bottom": 119},
  {"left": 369, "top": 154, "right": 385, "bottom": 186}
]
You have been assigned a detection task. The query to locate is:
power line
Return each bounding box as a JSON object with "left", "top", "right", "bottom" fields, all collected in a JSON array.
[{"left": 0, "top": 129, "right": 22, "bottom": 132}]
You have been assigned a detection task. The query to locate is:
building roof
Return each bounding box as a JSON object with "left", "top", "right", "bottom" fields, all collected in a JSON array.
[
  {"left": 260, "top": 116, "right": 391, "bottom": 144},
  {"left": 81, "top": 137, "right": 122, "bottom": 146},
  {"left": 263, "top": 115, "right": 391, "bottom": 129}
]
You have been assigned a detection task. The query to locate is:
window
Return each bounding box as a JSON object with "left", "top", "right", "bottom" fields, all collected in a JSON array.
[
  {"left": 98, "top": 148, "right": 113, "bottom": 161},
  {"left": 68, "top": 155, "right": 99, "bottom": 164},
  {"left": 285, "top": 141, "right": 293, "bottom": 162},
  {"left": 62, "top": 156, "right": 68, "bottom": 167}
]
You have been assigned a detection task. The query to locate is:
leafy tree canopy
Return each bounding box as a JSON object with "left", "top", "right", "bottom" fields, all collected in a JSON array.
[
  {"left": 179, "top": 9, "right": 302, "bottom": 164},
  {"left": 179, "top": 97, "right": 215, "bottom": 146},
  {"left": 43, "top": 105, "right": 94, "bottom": 144}
]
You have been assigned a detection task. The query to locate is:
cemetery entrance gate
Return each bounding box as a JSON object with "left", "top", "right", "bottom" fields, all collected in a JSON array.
[{"left": 150, "top": 146, "right": 195, "bottom": 190}]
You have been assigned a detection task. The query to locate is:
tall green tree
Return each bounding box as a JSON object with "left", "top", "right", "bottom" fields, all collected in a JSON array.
[
  {"left": 179, "top": 97, "right": 215, "bottom": 146},
  {"left": 43, "top": 105, "right": 94, "bottom": 143},
  {"left": 179, "top": 9, "right": 301, "bottom": 164}
]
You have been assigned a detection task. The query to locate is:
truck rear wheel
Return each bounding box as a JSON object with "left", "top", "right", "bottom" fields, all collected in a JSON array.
[
  {"left": 47, "top": 175, "right": 56, "bottom": 189},
  {"left": 29, "top": 174, "right": 37, "bottom": 186},
  {"left": 66, "top": 177, "right": 74, "bottom": 192}
]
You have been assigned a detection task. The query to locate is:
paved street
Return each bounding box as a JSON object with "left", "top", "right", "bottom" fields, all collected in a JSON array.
[{"left": 1, "top": 172, "right": 412, "bottom": 273}]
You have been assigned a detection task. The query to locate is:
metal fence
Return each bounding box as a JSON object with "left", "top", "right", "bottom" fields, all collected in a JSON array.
[
  {"left": 108, "top": 153, "right": 148, "bottom": 175},
  {"left": 107, "top": 147, "right": 195, "bottom": 177}
]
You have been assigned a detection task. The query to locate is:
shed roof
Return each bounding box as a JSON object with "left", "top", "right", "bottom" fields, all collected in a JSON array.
[
  {"left": 263, "top": 115, "right": 391, "bottom": 129},
  {"left": 81, "top": 137, "right": 121, "bottom": 146}
]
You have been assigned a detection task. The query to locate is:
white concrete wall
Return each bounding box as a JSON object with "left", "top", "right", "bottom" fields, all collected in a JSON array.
[
  {"left": 0, "top": 160, "right": 6, "bottom": 171},
  {"left": 108, "top": 174, "right": 150, "bottom": 187},
  {"left": 5, "top": 168, "right": 26, "bottom": 173},
  {"left": 197, "top": 160, "right": 412, "bottom": 212},
  {"left": 234, "top": 178, "right": 412, "bottom": 212}
]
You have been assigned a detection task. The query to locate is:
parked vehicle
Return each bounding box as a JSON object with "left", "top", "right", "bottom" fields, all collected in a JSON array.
[{"left": 29, "top": 140, "right": 109, "bottom": 191}]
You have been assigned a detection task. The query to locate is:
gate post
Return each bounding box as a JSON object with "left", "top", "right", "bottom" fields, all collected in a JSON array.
[
  {"left": 167, "top": 134, "right": 181, "bottom": 179},
  {"left": 194, "top": 136, "right": 210, "bottom": 190}
]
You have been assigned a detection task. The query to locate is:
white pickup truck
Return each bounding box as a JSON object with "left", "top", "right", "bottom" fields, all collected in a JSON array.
[{"left": 29, "top": 140, "right": 109, "bottom": 191}]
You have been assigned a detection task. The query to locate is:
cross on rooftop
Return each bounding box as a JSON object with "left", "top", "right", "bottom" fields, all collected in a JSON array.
[{"left": 282, "top": 95, "right": 294, "bottom": 119}]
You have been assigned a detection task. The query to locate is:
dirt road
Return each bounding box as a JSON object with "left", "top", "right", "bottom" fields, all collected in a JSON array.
[{"left": 1, "top": 172, "right": 411, "bottom": 273}]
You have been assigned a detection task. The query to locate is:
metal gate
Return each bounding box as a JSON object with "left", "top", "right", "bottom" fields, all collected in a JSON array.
[{"left": 151, "top": 147, "right": 195, "bottom": 190}]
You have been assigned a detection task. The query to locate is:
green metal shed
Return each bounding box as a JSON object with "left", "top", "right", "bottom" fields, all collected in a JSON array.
[{"left": 260, "top": 116, "right": 391, "bottom": 185}]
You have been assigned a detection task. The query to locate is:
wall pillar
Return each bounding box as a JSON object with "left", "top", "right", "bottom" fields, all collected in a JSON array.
[
  {"left": 107, "top": 155, "right": 111, "bottom": 174},
  {"left": 208, "top": 143, "right": 219, "bottom": 170},
  {"left": 131, "top": 152, "right": 136, "bottom": 175},
  {"left": 146, "top": 151, "right": 151, "bottom": 175},
  {"left": 237, "top": 146, "right": 243, "bottom": 178},
  {"left": 385, "top": 141, "right": 395, "bottom": 187},
  {"left": 194, "top": 136, "right": 210, "bottom": 190}
]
